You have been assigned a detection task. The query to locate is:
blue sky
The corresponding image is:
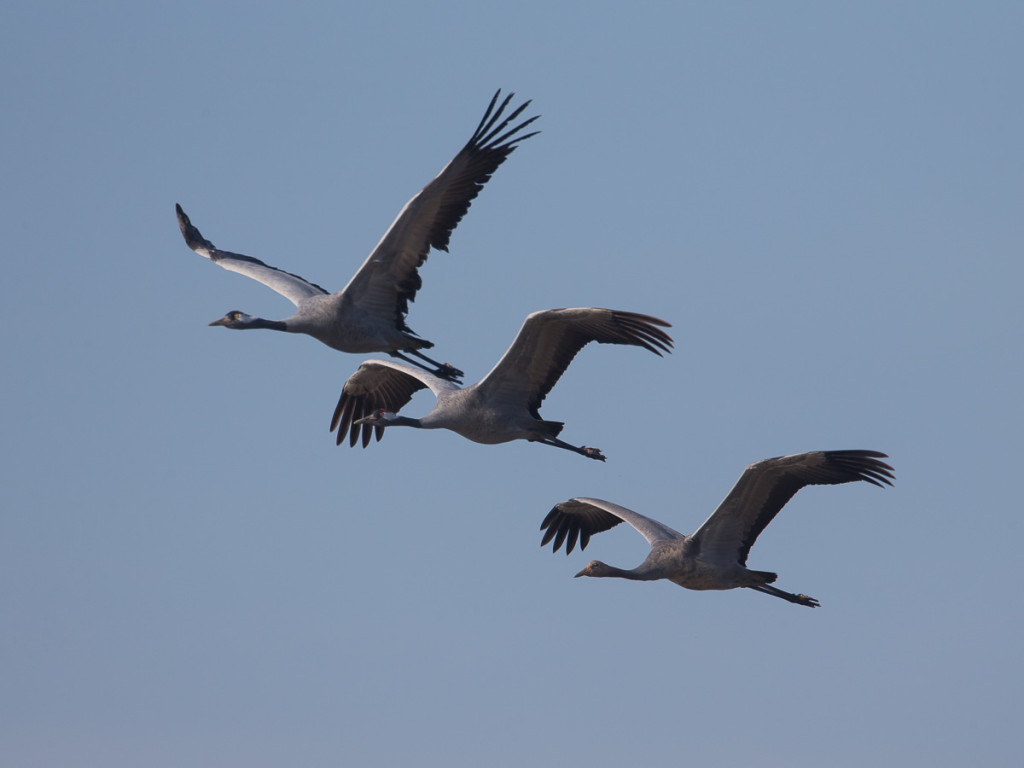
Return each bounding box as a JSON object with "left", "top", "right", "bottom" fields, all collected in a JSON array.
[{"left": 2, "top": 2, "right": 1022, "bottom": 766}]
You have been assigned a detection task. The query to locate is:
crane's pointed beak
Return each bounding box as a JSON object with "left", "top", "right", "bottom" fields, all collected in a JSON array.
[
  {"left": 573, "top": 568, "right": 586, "bottom": 578},
  {"left": 208, "top": 316, "right": 230, "bottom": 327},
  {"left": 352, "top": 415, "right": 376, "bottom": 425}
]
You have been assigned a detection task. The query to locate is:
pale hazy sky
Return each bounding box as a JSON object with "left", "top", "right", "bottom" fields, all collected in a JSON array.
[{"left": 3, "top": 2, "right": 1022, "bottom": 766}]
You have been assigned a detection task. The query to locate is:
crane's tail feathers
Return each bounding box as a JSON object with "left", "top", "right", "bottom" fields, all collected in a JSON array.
[{"left": 537, "top": 419, "right": 564, "bottom": 438}]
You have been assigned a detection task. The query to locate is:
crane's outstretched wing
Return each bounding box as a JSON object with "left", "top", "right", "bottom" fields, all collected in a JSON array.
[
  {"left": 541, "top": 497, "right": 686, "bottom": 554},
  {"left": 475, "top": 308, "right": 672, "bottom": 416},
  {"left": 338, "top": 90, "right": 540, "bottom": 333},
  {"left": 692, "top": 450, "right": 894, "bottom": 566},
  {"left": 176, "top": 204, "right": 328, "bottom": 306},
  {"left": 329, "top": 359, "right": 456, "bottom": 447}
]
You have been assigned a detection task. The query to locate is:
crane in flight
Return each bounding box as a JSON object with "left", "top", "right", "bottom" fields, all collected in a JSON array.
[
  {"left": 176, "top": 90, "right": 539, "bottom": 380},
  {"left": 331, "top": 308, "right": 672, "bottom": 461},
  {"left": 541, "top": 450, "right": 894, "bottom": 604}
]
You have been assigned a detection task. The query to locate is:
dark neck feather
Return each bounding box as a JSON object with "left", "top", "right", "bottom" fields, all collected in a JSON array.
[
  {"left": 386, "top": 415, "right": 423, "bottom": 428},
  {"left": 596, "top": 562, "right": 660, "bottom": 581},
  {"left": 247, "top": 318, "right": 288, "bottom": 331}
]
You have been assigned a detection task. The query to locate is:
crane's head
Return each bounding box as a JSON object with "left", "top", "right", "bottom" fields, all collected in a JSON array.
[
  {"left": 209, "top": 311, "right": 254, "bottom": 328},
  {"left": 574, "top": 560, "right": 613, "bottom": 578}
]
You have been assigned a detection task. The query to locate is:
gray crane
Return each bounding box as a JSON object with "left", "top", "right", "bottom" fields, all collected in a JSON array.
[
  {"left": 541, "top": 450, "right": 894, "bottom": 605},
  {"left": 176, "top": 90, "right": 539, "bottom": 381},
  {"left": 331, "top": 308, "right": 673, "bottom": 461}
]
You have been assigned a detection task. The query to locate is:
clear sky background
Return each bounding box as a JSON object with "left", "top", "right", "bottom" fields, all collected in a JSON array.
[{"left": 2, "top": 2, "right": 1022, "bottom": 766}]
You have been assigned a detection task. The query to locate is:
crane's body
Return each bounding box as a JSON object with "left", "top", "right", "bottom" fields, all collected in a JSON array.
[{"left": 543, "top": 450, "right": 895, "bottom": 605}]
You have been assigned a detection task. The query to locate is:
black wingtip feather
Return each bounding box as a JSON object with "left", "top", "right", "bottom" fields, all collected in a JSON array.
[
  {"left": 330, "top": 394, "right": 346, "bottom": 434},
  {"left": 417, "top": 91, "right": 539, "bottom": 256},
  {"left": 486, "top": 116, "right": 541, "bottom": 149},
  {"left": 823, "top": 450, "right": 896, "bottom": 488},
  {"left": 539, "top": 503, "right": 601, "bottom": 555},
  {"left": 175, "top": 202, "right": 212, "bottom": 251},
  {"left": 610, "top": 312, "right": 675, "bottom": 356}
]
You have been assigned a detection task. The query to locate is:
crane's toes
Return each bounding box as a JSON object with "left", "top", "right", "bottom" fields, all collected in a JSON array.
[
  {"left": 437, "top": 363, "right": 464, "bottom": 381},
  {"left": 797, "top": 594, "right": 820, "bottom": 608},
  {"left": 582, "top": 447, "right": 606, "bottom": 462}
]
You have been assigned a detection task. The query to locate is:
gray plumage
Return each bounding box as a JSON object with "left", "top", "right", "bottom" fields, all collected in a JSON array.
[
  {"left": 541, "top": 450, "right": 894, "bottom": 605},
  {"left": 176, "top": 90, "right": 539, "bottom": 381},
  {"left": 330, "top": 308, "right": 673, "bottom": 461}
]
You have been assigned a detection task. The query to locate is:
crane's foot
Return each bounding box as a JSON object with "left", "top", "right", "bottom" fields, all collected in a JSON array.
[
  {"left": 795, "top": 594, "right": 820, "bottom": 607},
  {"left": 581, "top": 446, "right": 606, "bottom": 462},
  {"left": 435, "top": 362, "right": 464, "bottom": 381}
]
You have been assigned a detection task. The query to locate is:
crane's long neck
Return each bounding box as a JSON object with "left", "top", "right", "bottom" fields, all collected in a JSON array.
[
  {"left": 584, "top": 561, "right": 662, "bottom": 581},
  {"left": 608, "top": 566, "right": 661, "bottom": 581},
  {"left": 383, "top": 414, "right": 425, "bottom": 429},
  {"left": 244, "top": 318, "right": 289, "bottom": 331}
]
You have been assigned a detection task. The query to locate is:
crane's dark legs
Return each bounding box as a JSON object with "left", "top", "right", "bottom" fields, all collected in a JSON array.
[
  {"left": 747, "top": 584, "right": 820, "bottom": 607},
  {"left": 392, "top": 350, "right": 464, "bottom": 382},
  {"left": 536, "top": 437, "right": 606, "bottom": 462}
]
